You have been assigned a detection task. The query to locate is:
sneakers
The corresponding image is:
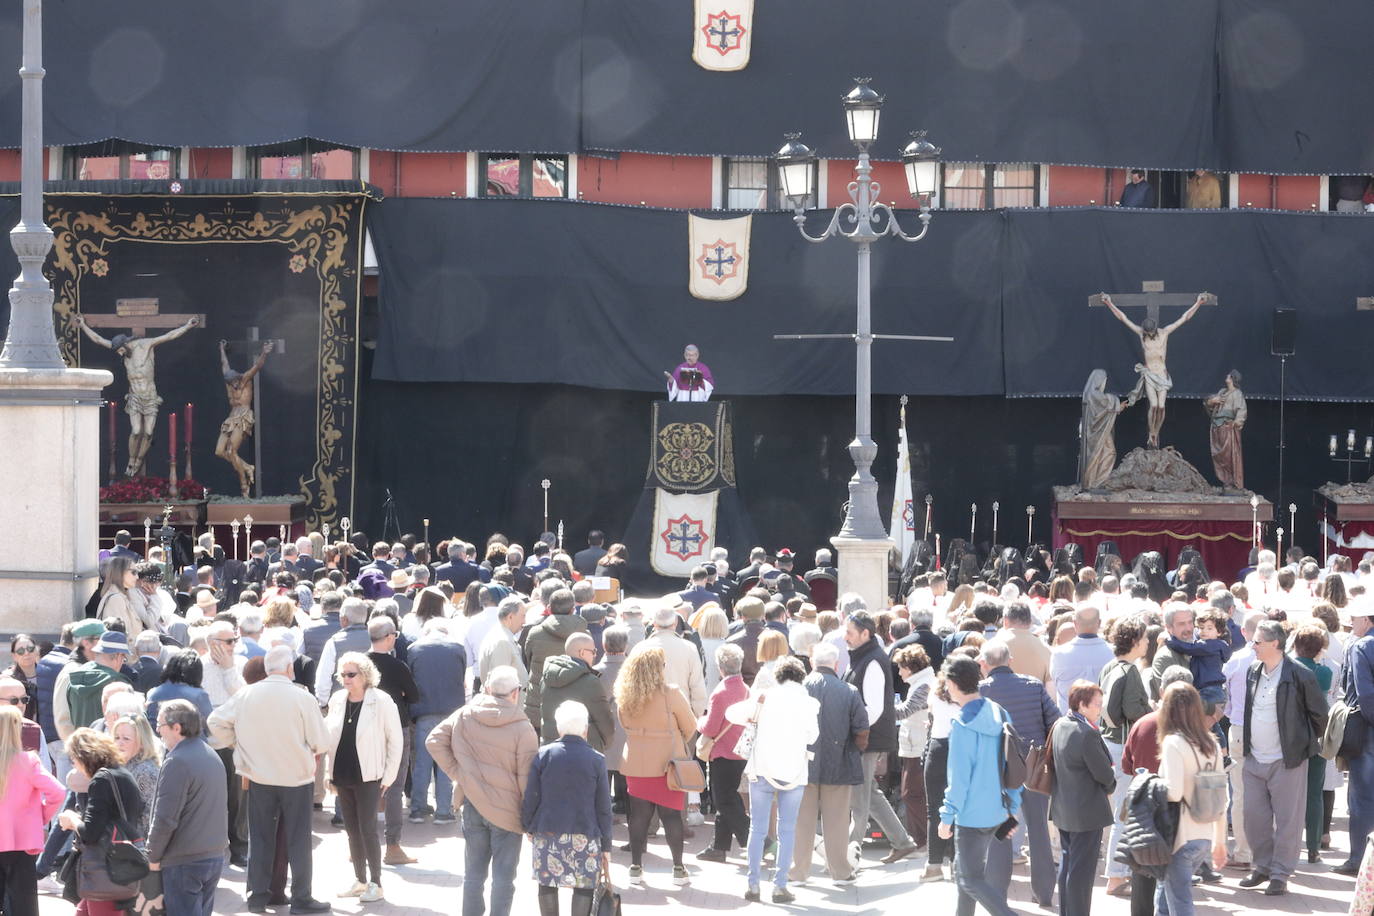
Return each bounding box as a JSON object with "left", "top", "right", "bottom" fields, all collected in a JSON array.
[
  {"left": 360, "top": 883, "right": 384, "bottom": 903},
  {"left": 684, "top": 804, "right": 705, "bottom": 827},
  {"left": 338, "top": 881, "right": 367, "bottom": 898},
  {"left": 628, "top": 865, "right": 644, "bottom": 885},
  {"left": 433, "top": 812, "right": 457, "bottom": 825},
  {"left": 697, "top": 847, "right": 728, "bottom": 863},
  {"left": 673, "top": 865, "right": 690, "bottom": 886},
  {"left": 36, "top": 876, "right": 64, "bottom": 896}
]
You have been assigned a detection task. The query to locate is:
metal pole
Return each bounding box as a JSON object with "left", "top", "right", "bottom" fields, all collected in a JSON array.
[
  {"left": 0, "top": 0, "right": 62, "bottom": 369},
  {"left": 1277, "top": 355, "right": 1286, "bottom": 512}
]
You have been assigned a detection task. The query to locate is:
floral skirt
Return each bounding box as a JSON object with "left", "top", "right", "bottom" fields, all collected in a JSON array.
[{"left": 530, "top": 832, "right": 602, "bottom": 888}]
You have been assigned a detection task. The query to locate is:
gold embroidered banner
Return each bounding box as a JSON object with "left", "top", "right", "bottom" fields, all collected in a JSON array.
[{"left": 646, "top": 400, "right": 736, "bottom": 492}]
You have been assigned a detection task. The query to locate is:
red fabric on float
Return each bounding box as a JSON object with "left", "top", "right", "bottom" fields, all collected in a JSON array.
[{"left": 1051, "top": 515, "right": 1254, "bottom": 583}]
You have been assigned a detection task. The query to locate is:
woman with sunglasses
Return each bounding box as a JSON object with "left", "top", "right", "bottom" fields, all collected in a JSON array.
[
  {"left": 4, "top": 636, "right": 40, "bottom": 722},
  {"left": 325, "top": 652, "right": 402, "bottom": 905}
]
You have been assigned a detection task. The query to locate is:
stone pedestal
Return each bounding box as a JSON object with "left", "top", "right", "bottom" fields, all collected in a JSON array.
[
  {"left": 0, "top": 367, "right": 113, "bottom": 633},
  {"left": 831, "top": 534, "right": 894, "bottom": 613}
]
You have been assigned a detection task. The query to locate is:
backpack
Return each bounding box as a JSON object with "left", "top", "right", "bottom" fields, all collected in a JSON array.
[
  {"left": 1183, "top": 743, "right": 1228, "bottom": 823},
  {"left": 994, "top": 704, "right": 1028, "bottom": 790},
  {"left": 1099, "top": 658, "right": 1135, "bottom": 729}
]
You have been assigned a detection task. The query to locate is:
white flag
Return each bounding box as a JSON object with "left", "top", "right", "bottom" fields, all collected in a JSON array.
[
  {"left": 889, "top": 398, "right": 915, "bottom": 567},
  {"left": 650, "top": 489, "right": 719, "bottom": 577},
  {"left": 688, "top": 213, "right": 750, "bottom": 301},
  {"left": 692, "top": 0, "right": 753, "bottom": 71}
]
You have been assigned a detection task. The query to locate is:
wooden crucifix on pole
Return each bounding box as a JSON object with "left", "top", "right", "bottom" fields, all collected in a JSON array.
[
  {"left": 75, "top": 298, "right": 205, "bottom": 477},
  {"left": 1089, "top": 281, "right": 1217, "bottom": 448}
]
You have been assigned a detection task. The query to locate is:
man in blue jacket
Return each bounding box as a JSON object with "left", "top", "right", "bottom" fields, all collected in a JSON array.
[{"left": 938, "top": 655, "right": 1020, "bottom": 916}]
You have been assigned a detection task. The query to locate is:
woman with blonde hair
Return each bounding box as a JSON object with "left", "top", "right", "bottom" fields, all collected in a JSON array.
[
  {"left": 945, "top": 583, "right": 975, "bottom": 622},
  {"left": 262, "top": 595, "right": 301, "bottom": 632},
  {"left": 326, "top": 652, "right": 402, "bottom": 904},
  {"left": 615, "top": 646, "right": 696, "bottom": 886},
  {"left": 111, "top": 713, "right": 161, "bottom": 839},
  {"left": 0, "top": 706, "right": 63, "bottom": 915},
  {"left": 751, "top": 630, "right": 791, "bottom": 692},
  {"left": 696, "top": 607, "right": 730, "bottom": 694}
]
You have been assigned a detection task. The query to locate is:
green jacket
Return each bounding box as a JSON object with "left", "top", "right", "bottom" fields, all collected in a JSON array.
[
  {"left": 538, "top": 655, "right": 615, "bottom": 753},
  {"left": 66, "top": 662, "right": 130, "bottom": 733}
]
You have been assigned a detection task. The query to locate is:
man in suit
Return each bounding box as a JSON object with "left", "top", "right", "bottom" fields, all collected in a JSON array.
[
  {"left": 109, "top": 530, "right": 140, "bottom": 562},
  {"left": 573, "top": 530, "right": 607, "bottom": 578},
  {"left": 435, "top": 541, "right": 480, "bottom": 591},
  {"left": 293, "top": 537, "right": 324, "bottom": 580}
]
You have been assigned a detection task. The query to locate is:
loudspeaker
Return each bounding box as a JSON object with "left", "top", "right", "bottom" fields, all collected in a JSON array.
[{"left": 1271, "top": 307, "right": 1297, "bottom": 356}]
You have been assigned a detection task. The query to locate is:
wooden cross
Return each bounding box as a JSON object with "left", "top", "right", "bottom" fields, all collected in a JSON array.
[
  {"left": 1088, "top": 281, "right": 1217, "bottom": 323},
  {"left": 82, "top": 298, "right": 206, "bottom": 337}
]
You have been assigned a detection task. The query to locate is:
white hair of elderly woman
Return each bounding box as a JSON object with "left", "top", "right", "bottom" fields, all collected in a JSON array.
[
  {"left": 811, "top": 641, "right": 840, "bottom": 670},
  {"left": 105, "top": 691, "right": 144, "bottom": 720},
  {"left": 485, "top": 666, "right": 521, "bottom": 697},
  {"left": 264, "top": 645, "right": 295, "bottom": 674},
  {"left": 788, "top": 622, "right": 822, "bottom": 657},
  {"left": 554, "top": 700, "right": 589, "bottom": 738}
]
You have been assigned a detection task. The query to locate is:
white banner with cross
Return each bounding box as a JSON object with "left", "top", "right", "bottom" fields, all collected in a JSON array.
[
  {"left": 650, "top": 489, "right": 718, "bottom": 577},
  {"left": 688, "top": 213, "right": 751, "bottom": 301},
  {"left": 692, "top": 0, "right": 754, "bottom": 71}
]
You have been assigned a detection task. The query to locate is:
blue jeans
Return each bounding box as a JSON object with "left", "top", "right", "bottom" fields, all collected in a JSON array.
[
  {"left": 162, "top": 855, "right": 223, "bottom": 916},
  {"left": 1347, "top": 741, "right": 1374, "bottom": 868},
  {"left": 1156, "top": 838, "right": 1209, "bottom": 916},
  {"left": 462, "top": 802, "right": 522, "bottom": 916},
  {"left": 1103, "top": 740, "right": 1132, "bottom": 878},
  {"left": 411, "top": 713, "right": 453, "bottom": 816},
  {"left": 953, "top": 824, "right": 1015, "bottom": 916},
  {"left": 746, "top": 779, "right": 803, "bottom": 890}
]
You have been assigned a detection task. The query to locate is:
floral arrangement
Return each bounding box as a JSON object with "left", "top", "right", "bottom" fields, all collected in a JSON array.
[{"left": 100, "top": 476, "right": 207, "bottom": 503}]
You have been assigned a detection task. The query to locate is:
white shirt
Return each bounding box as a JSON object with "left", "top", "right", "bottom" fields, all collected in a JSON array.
[
  {"left": 859, "top": 655, "right": 886, "bottom": 727},
  {"left": 929, "top": 693, "right": 959, "bottom": 740},
  {"left": 1222, "top": 644, "right": 1255, "bottom": 722},
  {"left": 1248, "top": 661, "right": 1284, "bottom": 764}
]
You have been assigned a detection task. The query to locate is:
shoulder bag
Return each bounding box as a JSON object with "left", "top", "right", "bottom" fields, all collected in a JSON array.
[
  {"left": 663, "top": 693, "right": 707, "bottom": 793},
  {"left": 77, "top": 769, "right": 149, "bottom": 901},
  {"left": 731, "top": 693, "right": 766, "bottom": 761},
  {"left": 1024, "top": 720, "right": 1057, "bottom": 795}
]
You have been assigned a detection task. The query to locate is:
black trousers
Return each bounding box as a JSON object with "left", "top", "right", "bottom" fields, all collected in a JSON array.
[
  {"left": 709, "top": 757, "right": 749, "bottom": 851},
  {"left": 217, "top": 746, "right": 249, "bottom": 857},
  {"left": 1057, "top": 827, "right": 1102, "bottom": 916},
  {"left": 247, "top": 782, "right": 314, "bottom": 906},
  {"left": 925, "top": 738, "right": 952, "bottom": 866},
  {"left": 337, "top": 780, "right": 383, "bottom": 885},
  {"left": 0, "top": 850, "right": 37, "bottom": 916}
]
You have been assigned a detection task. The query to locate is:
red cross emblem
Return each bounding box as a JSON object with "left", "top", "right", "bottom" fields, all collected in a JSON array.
[
  {"left": 661, "top": 514, "right": 709, "bottom": 561},
  {"left": 901, "top": 499, "right": 915, "bottom": 531},
  {"left": 701, "top": 11, "right": 747, "bottom": 56},
  {"left": 697, "top": 239, "right": 741, "bottom": 285}
]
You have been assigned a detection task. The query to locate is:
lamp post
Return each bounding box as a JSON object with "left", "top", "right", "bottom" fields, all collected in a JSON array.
[{"left": 773, "top": 80, "right": 943, "bottom": 609}]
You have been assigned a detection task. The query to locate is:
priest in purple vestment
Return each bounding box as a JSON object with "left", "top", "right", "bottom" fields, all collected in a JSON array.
[{"left": 664, "top": 343, "right": 715, "bottom": 401}]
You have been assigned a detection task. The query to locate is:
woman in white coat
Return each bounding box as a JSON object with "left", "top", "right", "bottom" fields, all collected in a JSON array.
[
  {"left": 726, "top": 656, "right": 819, "bottom": 905},
  {"left": 327, "top": 651, "right": 403, "bottom": 904}
]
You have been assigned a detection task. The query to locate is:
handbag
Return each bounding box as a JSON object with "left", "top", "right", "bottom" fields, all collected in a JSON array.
[
  {"left": 1024, "top": 723, "right": 1056, "bottom": 795},
  {"left": 78, "top": 769, "right": 149, "bottom": 901},
  {"left": 663, "top": 694, "right": 707, "bottom": 793},
  {"left": 695, "top": 704, "right": 733, "bottom": 762},
  {"left": 731, "top": 693, "right": 767, "bottom": 761},
  {"left": 591, "top": 861, "right": 623, "bottom": 916}
]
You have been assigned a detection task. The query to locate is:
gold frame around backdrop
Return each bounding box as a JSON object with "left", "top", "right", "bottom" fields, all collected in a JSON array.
[{"left": 41, "top": 191, "right": 370, "bottom": 527}]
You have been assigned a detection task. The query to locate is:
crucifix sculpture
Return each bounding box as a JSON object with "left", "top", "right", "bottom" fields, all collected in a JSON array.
[
  {"left": 74, "top": 298, "right": 205, "bottom": 477},
  {"left": 1089, "top": 282, "right": 1216, "bottom": 449},
  {"left": 217, "top": 328, "right": 285, "bottom": 498}
]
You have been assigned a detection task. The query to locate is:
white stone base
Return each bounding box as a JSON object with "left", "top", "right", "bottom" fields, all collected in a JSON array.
[
  {"left": 0, "top": 367, "right": 112, "bottom": 634},
  {"left": 830, "top": 534, "right": 895, "bottom": 613}
]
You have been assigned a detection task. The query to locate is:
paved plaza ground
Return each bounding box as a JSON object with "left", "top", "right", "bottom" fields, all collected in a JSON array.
[{"left": 38, "top": 795, "right": 1361, "bottom": 915}]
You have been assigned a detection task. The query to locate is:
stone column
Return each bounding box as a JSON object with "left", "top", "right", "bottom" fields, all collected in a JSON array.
[
  {"left": 0, "top": 368, "right": 111, "bottom": 631},
  {"left": 831, "top": 535, "right": 894, "bottom": 615}
]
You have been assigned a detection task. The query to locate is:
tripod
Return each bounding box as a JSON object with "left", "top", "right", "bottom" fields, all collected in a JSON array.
[{"left": 380, "top": 488, "right": 402, "bottom": 543}]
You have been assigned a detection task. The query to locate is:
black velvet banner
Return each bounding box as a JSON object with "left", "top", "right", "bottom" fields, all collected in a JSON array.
[
  {"left": 0, "top": 1, "right": 1370, "bottom": 172},
  {"left": 645, "top": 401, "right": 736, "bottom": 492},
  {"left": 370, "top": 198, "right": 1374, "bottom": 401},
  {"left": 368, "top": 198, "right": 1004, "bottom": 396},
  {"left": 582, "top": 0, "right": 1219, "bottom": 168},
  {"left": 0, "top": 183, "right": 370, "bottom": 525}
]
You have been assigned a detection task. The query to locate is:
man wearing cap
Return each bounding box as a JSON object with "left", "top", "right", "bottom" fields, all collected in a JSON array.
[
  {"left": 388, "top": 567, "right": 413, "bottom": 597},
  {"left": 189, "top": 588, "right": 220, "bottom": 623},
  {"left": 768, "top": 549, "right": 811, "bottom": 598},
  {"left": 632, "top": 604, "right": 707, "bottom": 715},
  {"left": 1336, "top": 602, "right": 1374, "bottom": 876},
  {"left": 56, "top": 630, "right": 131, "bottom": 742}
]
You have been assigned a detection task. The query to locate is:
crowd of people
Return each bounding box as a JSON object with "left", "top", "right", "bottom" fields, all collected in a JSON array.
[{"left": 0, "top": 529, "right": 1369, "bottom": 915}]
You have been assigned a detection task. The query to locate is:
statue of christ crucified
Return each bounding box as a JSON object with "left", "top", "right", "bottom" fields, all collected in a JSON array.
[{"left": 1099, "top": 291, "right": 1209, "bottom": 449}]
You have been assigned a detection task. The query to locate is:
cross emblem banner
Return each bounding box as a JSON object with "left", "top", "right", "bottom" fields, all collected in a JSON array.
[
  {"left": 688, "top": 213, "right": 751, "bottom": 301},
  {"left": 650, "top": 489, "right": 718, "bottom": 575},
  {"left": 692, "top": 0, "right": 754, "bottom": 71}
]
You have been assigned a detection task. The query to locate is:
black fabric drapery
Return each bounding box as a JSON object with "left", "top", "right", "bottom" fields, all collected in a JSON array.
[
  {"left": 369, "top": 198, "right": 1374, "bottom": 401},
  {"left": 367, "top": 198, "right": 1004, "bottom": 396}
]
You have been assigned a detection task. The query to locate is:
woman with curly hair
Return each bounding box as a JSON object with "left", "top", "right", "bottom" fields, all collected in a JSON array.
[{"left": 615, "top": 646, "right": 696, "bottom": 887}]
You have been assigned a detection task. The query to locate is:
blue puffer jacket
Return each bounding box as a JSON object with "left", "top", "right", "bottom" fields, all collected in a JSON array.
[
  {"left": 979, "top": 666, "right": 1060, "bottom": 748},
  {"left": 35, "top": 646, "right": 71, "bottom": 743},
  {"left": 940, "top": 697, "right": 1023, "bottom": 829}
]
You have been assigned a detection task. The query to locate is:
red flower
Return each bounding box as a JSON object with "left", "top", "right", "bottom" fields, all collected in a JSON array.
[{"left": 100, "top": 476, "right": 206, "bottom": 503}]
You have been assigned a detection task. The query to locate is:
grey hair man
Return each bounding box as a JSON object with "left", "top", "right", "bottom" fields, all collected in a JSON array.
[
  {"left": 630, "top": 604, "right": 707, "bottom": 715},
  {"left": 480, "top": 596, "right": 530, "bottom": 688},
  {"left": 314, "top": 597, "right": 372, "bottom": 705},
  {"left": 149, "top": 698, "right": 228, "bottom": 915},
  {"left": 791, "top": 639, "right": 869, "bottom": 884},
  {"left": 209, "top": 645, "right": 331, "bottom": 912},
  {"left": 1150, "top": 603, "right": 1197, "bottom": 701}
]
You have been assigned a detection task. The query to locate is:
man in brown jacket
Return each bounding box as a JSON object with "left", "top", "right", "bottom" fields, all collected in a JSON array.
[
  {"left": 426, "top": 666, "right": 538, "bottom": 916},
  {"left": 725, "top": 596, "right": 767, "bottom": 686}
]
